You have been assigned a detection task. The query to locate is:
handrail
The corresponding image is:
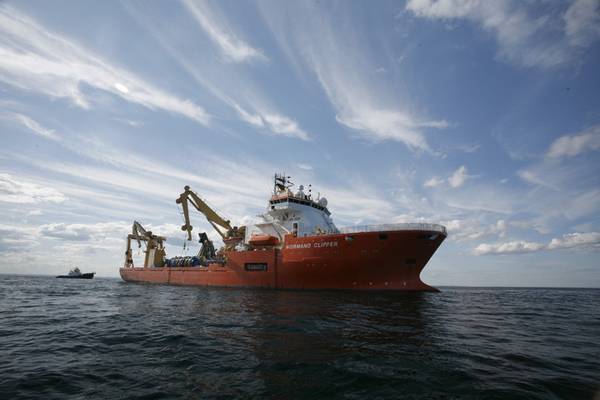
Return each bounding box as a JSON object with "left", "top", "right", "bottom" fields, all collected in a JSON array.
[
  {"left": 294, "top": 222, "right": 447, "bottom": 238},
  {"left": 338, "top": 223, "right": 447, "bottom": 235}
]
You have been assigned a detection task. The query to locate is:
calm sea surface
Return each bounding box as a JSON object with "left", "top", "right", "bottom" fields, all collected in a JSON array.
[{"left": 1, "top": 275, "right": 599, "bottom": 399}]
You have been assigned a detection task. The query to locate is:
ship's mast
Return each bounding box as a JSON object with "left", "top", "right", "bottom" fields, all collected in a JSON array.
[{"left": 274, "top": 173, "right": 293, "bottom": 195}]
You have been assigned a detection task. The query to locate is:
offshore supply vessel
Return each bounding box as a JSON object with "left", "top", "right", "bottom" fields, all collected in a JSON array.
[{"left": 120, "top": 174, "right": 446, "bottom": 291}]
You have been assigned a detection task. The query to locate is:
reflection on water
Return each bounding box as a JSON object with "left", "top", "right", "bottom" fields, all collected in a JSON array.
[{"left": 1, "top": 275, "right": 599, "bottom": 399}]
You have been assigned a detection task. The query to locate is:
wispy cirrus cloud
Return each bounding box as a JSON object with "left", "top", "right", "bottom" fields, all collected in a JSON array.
[
  {"left": 515, "top": 123, "right": 600, "bottom": 223},
  {"left": 406, "top": 0, "right": 600, "bottom": 69},
  {"left": 259, "top": 2, "right": 447, "bottom": 151},
  {"left": 122, "top": 3, "right": 308, "bottom": 141},
  {"left": 0, "top": 173, "right": 66, "bottom": 204},
  {"left": 183, "top": 0, "right": 266, "bottom": 63},
  {"left": 0, "top": 5, "right": 209, "bottom": 124},
  {"left": 231, "top": 102, "right": 310, "bottom": 140},
  {"left": 1, "top": 111, "right": 60, "bottom": 141}
]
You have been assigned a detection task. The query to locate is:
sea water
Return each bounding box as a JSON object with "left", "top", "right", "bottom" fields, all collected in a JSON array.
[{"left": 1, "top": 275, "right": 599, "bottom": 399}]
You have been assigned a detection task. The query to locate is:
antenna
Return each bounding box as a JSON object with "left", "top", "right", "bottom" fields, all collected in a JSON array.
[{"left": 274, "top": 173, "right": 294, "bottom": 193}]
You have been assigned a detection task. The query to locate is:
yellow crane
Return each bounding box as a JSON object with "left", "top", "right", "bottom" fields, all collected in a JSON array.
[
  {"left": 175, "top": 186, "right": 244, "bottom": 244},
  {"left": 124, "top": 221, "right": 166, "bottom": 268}
]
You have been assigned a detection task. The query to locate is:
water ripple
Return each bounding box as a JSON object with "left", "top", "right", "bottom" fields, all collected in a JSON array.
[{"left": 0, "top": 276, "right": 599, "bottom": 399}]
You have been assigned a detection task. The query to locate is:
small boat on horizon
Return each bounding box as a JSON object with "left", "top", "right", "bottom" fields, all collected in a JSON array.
[{"left": 56, "top": 267, "right": 95, "bottom": 279}]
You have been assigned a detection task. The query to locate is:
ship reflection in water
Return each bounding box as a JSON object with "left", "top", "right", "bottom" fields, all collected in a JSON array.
[{"left": 2, "top": 275, "right": 599, "bottom": 399}]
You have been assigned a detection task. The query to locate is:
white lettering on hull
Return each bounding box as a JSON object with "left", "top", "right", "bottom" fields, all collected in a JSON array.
[{"left": 286, "top": 241, "right": 339, "bottom": 250}]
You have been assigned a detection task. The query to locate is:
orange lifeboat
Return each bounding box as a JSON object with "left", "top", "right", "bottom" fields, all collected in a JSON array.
[{"left": 248, "top": 234, "right": 280, "bottom": 246}]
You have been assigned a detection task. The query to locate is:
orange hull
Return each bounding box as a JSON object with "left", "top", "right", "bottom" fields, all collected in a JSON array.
[{"left": 120, "top": 230, "right": 445, "bottom": 291}]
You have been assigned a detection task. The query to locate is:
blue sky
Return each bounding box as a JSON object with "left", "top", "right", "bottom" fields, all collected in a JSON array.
[{"left": 1, "top": 0, "right": 599, "bottom": 286}]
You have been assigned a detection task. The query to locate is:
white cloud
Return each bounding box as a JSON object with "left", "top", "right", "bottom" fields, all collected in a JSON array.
[
  {"left": 406, "top": 0, "right": 479, "bottom": 19},
  {"left": 424, "top": 166, "right": 474, "bottom": 189},
  {"left": 0, "top": 5, "right": 209, "bottom": 124},
  {"left": 406, "top": 0, "right": 600, "bottom": 68},
  {"left": 473, "top": 240, "right": 545, "bottom": 255},
  {"left": 40, "top": 222, "right": 130, "bottom": 242},
  {"left": 121, "top": 9, "right": 307, "bottom": 142},
  {"left": 12, "top": 141, "right": 276, "bottom": 222},
  {"left": 439, "top": 183, "right": 517, "bottom": 214},
  {"left": 474, "top": 231, "right": 600, "bottom": 255},
  {"left": 455, "top": 143, "right": 481, "bottom": 153},
  {"left": 517, "top": 169, "right": 560, "bottom": 191},
  {"left": 297, "top": 163, "right": 313, "bottom": 171},
  {"left": 548, "top": 232, "right": 600, "bottom": 250},
  {"left": 0, "top": 173, "right": 66, "bottom": 204},
  {"left": 564, "top": 0, "right": 600, "bottom": 47},
  {"left": 334, "top": 108, "right": 444, "bottom": 150},
  {"left": 443, "top": 218, "right": 507, "bottom": 242},
  {"left": 183, "top": 0, "right": 266, "bottom": 63},
  {"left": 448, "top": 165, "right": 469, "bottom": 188},
  {"left": 0, "top": 224, "right": 39, "bottom": 250},
  {"left": 424, "top": 177, "right": 444, "bottom": 187},
  {"left": 259, "top": 2, "right": 447, "bottom": 151},
  {"left": 113, "top": 118, "right": 144, "bottom": 127},
  {"left": 4, "top": 221, "right": 185, "bottom": 252},
  {"left": 547, "top": 124, "right": 600, "bottom": 158},
  {"left": 230, "top": 102, "right": 310, "bottom": 140},
  {"left": 1, "top": 112, "right": 60, "bottom": 141},
  {"left": 232, "top": 103, "right": 265, "bottom": 127},
  {"left": 565, "top": 190, "right": 600, "bottom": 220},
  {"left": 327, "top": 186, "right": 396, "bottom": 224},
  {"left": 262, "top": 113, "right": 310, "bottom": 141},
  {"left": 114, "top": 82, "right": 130, "bottom": 94}
]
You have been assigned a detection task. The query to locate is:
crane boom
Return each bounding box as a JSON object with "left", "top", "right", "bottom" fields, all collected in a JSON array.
[
  {"left": 131, "top": 220, "right": 150, "bottom": 248},
  {"left": 124, "top": 221, "right": 166, "bottom": 268},
  {"left": 176, "top": 186, "right": 233, "bottom": 240}
]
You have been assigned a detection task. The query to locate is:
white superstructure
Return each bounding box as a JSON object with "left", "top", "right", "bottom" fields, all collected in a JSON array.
[{"left": 244, "top": 174, "right": 338, "bottom": 243}]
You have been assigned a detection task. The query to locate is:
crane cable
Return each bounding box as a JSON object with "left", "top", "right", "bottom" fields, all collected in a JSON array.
[{"left": 174, "top": 202, "right": 189, "bottom": 253}]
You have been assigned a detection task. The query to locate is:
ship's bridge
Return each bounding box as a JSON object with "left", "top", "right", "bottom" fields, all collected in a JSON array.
[
  {"left": 243, "top": 175, "right": 338, "bottom": 243},
  {"left": 269, "top": 193, "right": 330, "bottom": 215},
  {"left": 242, "top": 174, "right": 448, "bottom": 245}
]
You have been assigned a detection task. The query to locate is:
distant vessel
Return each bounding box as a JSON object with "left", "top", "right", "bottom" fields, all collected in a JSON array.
[
  {"left": 120, "top": 174, "right": 446, "bottom": 291},
  {"left": 56, "top": 267, "right": 95, "bottom": 279}
]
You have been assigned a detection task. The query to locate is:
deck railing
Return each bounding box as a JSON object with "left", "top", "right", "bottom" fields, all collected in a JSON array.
[{"left": 338, "top": 223, "right": 447, "bottom": 235}]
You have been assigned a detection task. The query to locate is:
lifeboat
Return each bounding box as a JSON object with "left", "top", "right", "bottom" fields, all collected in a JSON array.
[{"left": 248, "top": 234, "right": 280, "bottom": 246}]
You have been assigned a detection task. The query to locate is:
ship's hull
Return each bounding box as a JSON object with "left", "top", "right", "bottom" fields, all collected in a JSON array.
[
  {"left": 57, "top": 273, "right": 95, "bottom": 279},
  {"left": 120, "top": 230, "right": 445, "bottom": 291}
]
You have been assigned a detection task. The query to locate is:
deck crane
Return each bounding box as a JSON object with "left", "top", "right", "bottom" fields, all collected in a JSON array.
[
  {"left": 124, "top": 221, "right": 166, "bottom": 268},
  {"left": 176, "top": 186, "right": 245, "bottom": 248}
]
